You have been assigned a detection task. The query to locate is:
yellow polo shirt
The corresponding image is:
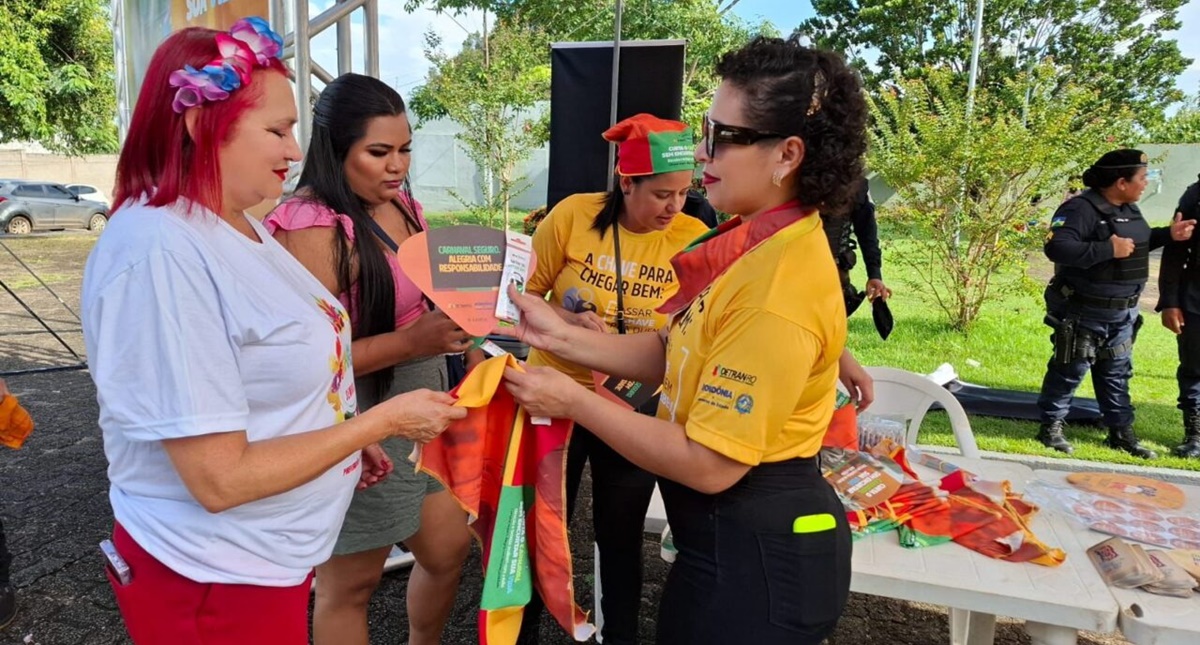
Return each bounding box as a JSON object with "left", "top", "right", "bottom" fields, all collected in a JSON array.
[
  {"left": 658, "top": 214, "right": 847, "bottom": 464},
  {"left": 527, "top": 192, "right": 709, "bottom": 386}
]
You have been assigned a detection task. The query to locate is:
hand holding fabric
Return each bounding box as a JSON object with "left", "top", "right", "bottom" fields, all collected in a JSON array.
[
  {"left": 866, "top": 278, "right": 892, "bottom": 301},
  {"left": 374, "top": 389, "right": 466, "bottom": 443},
  {"left": 503, "top": 365, "right": 587, "bottom": 420}
]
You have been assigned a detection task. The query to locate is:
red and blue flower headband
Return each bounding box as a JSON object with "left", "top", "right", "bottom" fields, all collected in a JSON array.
[{"left": 168, "top": 16, "right": 285, "bottom": 114}]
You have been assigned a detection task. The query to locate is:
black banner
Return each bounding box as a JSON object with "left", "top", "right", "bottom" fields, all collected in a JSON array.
[{"left": 547, "top": 41, "right": 687, "bottom": 210}]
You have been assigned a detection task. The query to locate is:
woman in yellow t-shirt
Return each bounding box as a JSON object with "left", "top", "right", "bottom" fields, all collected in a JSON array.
[
  {"left": 500, "top": 38, "right": 866, "bottom": 644},
  {"left": 518, "top": 113, "right": 708, "bottom": 644}
]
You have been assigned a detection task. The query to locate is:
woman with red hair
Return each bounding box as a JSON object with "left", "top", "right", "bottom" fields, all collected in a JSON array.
[{"left": 80, "top": 19, "right": 464, "bottom": 644}]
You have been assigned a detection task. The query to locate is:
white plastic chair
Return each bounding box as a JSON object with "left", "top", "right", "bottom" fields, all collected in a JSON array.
[
  {"left": 863, "top": 366, "right": 980, "bottom": 458},
  {"left": 865, "top": 366, "right": 992, "bottom": 644},
  {"left": 644, "top": 483, "right": 667, "bottom": 533}
]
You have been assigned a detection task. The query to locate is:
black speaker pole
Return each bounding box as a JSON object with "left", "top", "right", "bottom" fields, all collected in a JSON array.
[{"left": 605, "top": 0, "right": 624, "bottom": 192}]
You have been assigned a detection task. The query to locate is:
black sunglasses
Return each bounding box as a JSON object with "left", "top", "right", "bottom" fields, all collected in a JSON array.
[{"left": 702, "top": 115, "right": 790, "bottom": 159}]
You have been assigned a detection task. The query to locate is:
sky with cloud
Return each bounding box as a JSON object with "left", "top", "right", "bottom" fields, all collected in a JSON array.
[{"left": 312, "top": 0, "right": 1199, "bottom": 101}]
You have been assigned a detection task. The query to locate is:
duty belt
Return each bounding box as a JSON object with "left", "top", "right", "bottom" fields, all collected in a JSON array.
[{"left": 1056, "top": 284, "right": 1140, "bottom": 310}]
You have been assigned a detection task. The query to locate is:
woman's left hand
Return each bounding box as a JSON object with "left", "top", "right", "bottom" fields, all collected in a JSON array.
[
  {"left": 503, "top": 365, "right": 586, "bottom": 419},
  {"left": 838, "top": 349, "right": 875, "bottom": 411},
  {"left": 1170, "top": 211, "right": 1197, "bottom": 242},
  {"left": 357, "top": 442, "right": 394, "bottom": 490}
]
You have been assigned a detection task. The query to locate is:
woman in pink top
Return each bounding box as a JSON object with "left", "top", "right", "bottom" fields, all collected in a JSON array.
[{"left": 266, "top": 73, "right": 474, "bottom": 645}]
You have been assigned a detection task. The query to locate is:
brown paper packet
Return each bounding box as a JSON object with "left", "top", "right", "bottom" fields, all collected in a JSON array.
[
  {"left": 1088, "top": 537, "right": 1163, "bottom": 588},
  {"left": 1164, "top": 549, "right": 1200, "bottom": 586},
  {"left": 1141, "top": 550, "right": 1196, "bottom": 597}
]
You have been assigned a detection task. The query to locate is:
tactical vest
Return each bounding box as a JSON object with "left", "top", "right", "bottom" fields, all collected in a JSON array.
[{"left": 1055, "top": 190, "right": 1150, "bottom": 285}]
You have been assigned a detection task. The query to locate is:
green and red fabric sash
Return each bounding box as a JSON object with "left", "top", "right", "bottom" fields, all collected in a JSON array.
[
  {"left": 417, "top": 355, "right": 594, "bottom": 644},
  {"left": 657, "top": 201, "right": 815, "bottom": 316}
]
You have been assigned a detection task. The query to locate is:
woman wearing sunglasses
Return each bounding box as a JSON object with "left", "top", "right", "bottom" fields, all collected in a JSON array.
[
  {"left": 516, "top": 113, "right": 709, "bottom": 645},
  {"left": 498, "top": 37, "right": 865, "bottom": 644}
]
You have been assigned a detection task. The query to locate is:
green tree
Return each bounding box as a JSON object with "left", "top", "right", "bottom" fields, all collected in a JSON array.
[
  {"left": 490, "top": 0, "right": 769, "bottom": 128},
  {"left": 407, "top": 1, "right": 769, "bottom": 224},
  {"left": 410, "top": 18, "right": 551, "bottom": 229},
  {"left": 800, "top": 0, "right": 1191, "bottom": 129},
  {"left": 869, "top": 65, "right": 1135, "bottom": 330},
  {"left": 0, "top": 0, "right": 118, "bottom": 154},
  {"left": 1145, "top": 96, "right": 1200, "bottom": 144}
]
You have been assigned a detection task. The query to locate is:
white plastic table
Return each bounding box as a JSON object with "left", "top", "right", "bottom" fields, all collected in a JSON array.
[
  {"left": 851, "top": 456, "right": 1120, "bottom": 645},
  {"left": 1034, "top": 469, "right": 1200, "bottom": 645}
]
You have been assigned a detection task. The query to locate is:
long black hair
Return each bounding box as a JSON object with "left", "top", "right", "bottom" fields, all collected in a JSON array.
[
  {"left": 590, "top": 176, "right": 647, "bottom": 237},
  {"left": 297, "top": 72, "right": 415, "bottom": 402}
]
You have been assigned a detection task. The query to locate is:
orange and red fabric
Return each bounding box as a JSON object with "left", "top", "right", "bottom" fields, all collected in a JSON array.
[
  {"left": 0, "top": 393, "right": 34, "bottom": 449},
  {"left": 416, "top": 355, "right": 594, "bottom": 644},
  {"left": 822, "top": 401, "right": 858, "bottom": 450},
  {"left": 887, "top": 446, "right": 1064, "bottom": 565},
  {"left": 834, "top": 444, "right": 1065, "bottom": 566}
]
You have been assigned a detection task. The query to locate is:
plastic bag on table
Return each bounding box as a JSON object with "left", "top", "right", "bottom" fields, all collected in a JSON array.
[
  {"left": 857, "top": 413, "right": 908, "bottom": 453},
  {"left": 1025, "top": 479, "right": 1200, "bottom": 551}
]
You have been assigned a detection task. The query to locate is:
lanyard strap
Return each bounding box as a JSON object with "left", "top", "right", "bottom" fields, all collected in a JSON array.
[
  {"left": 612, "top": 221, "right": 627, "bottom": 335},
  {"left": 363, "top": 199, "right": 423, "bottom": 252},
  {"left": 365, "top": 216, "right": 399, "bottom": 252},
  {"left": 363, "top": 200, "right": 434, "bottom": 310}
]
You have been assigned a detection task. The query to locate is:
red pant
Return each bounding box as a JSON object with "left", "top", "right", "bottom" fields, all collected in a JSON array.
[{"left": 108, "top": 523, "right": 313, "bottom": 644}]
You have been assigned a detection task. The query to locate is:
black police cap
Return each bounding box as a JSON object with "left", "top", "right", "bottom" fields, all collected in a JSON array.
[{"left": 1093, "top": 148, "right": 1148, "bottom": 170}]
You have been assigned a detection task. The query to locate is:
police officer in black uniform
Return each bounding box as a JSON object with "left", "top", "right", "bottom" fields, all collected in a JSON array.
[
  {"left": 1037, "top": 149, "right": 1195, "bottom": 457},
  {"left": 1156, "top": 174, "right": 1200, "bottom": 458},
  {"left": 824, "top": 177, "right": 890, "bottom": 315}
]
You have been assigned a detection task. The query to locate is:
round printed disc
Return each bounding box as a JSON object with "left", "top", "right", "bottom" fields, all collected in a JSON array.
[{"left": 1067, "top": 472, "right": 1185, "bottom": 509}]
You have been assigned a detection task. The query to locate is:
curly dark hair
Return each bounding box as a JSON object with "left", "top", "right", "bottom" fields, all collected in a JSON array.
[{"left": 715, "top": 36, "right": 868, "bottom": 215}]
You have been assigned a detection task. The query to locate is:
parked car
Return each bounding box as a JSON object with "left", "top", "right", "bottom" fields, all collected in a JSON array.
[
  {"left": 0, "top": 179, "right": 109, "bottom": 234},
  {"left": 65, "top": 184, "right": 112, "bottom": 207}
]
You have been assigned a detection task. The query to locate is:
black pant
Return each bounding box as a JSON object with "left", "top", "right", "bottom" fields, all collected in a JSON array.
[
  {"left": 1177, "top": 310, "right": 1200, "bottom": 413},
  {"left": 656, "top": 458, "right": 851, "bottom": 645},
  {"left": 1037, "top": 308, "right": 1139, "bottom": 427},
  {"left": 0, "top": 515, "right": 10, "bottom": 587},
  {"left": 517, "top": 424, "right": 657, "bottom": 645}
]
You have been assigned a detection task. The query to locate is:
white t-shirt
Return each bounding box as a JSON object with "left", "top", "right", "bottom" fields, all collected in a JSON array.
[{"left": 82, "top": 200, "right": 361, "bottom": 587}]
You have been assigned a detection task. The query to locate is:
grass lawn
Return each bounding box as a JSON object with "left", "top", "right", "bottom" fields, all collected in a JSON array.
[{"left": 851, "top": 229, "right": 1198, "bottom": 471}]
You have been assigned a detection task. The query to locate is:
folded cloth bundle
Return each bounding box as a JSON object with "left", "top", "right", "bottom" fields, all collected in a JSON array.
[{"left": 0, "top": 393, "right": 34, "bottom": 449}]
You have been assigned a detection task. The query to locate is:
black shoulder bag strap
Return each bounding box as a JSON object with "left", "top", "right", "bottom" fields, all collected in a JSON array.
[
  {"left": 364, "top": 203, "right": 436, "bottom": 311},
  {"left": 611, "top": 220, "right": 659, "bottom": 415},
  {"left": 363, "top": 198, "right": 423, "bottom": 253},
  {"left": 365, "top": 216, "right": 399, "bottom": 253},
  {"left": 612, "top": 221, "right": 627, "bottom": 335}
]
